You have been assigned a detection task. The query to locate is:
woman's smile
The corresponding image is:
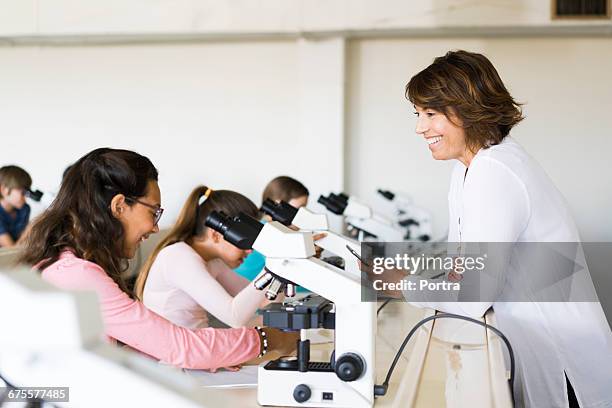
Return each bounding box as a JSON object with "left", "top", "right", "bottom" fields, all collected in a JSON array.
[{"left": 426, "top": 136, "right": 443, "bottom": 149}]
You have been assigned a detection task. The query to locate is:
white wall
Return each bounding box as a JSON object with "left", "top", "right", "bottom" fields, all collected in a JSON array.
[
  {"left": 0, "top": 40, "right": 345, "bottom": 228},
  {"left": 2, "top": 0, "right": 610, "bottom": 38},
  {"left": 346, "top": 37, "right": 612, "bottom": 242}
]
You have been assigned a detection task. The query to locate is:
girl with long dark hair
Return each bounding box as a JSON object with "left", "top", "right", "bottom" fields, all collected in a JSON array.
[{"left": 19, "top": 148, "right": 296, "bottom": 370}]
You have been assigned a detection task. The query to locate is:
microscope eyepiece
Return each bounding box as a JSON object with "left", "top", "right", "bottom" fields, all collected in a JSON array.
[
  {"left": 317, "top": 194, "right": 347, "bottom": 215},
  {"left": 205, "top": 211, "right": 264, "bottom": 250},
  {"left": 260, "top": 198, "right": 278, "bottom": 216},
  {"left": 205, "top": 210, "right": 228, "bottom": 232},
  {"left": 25, "top": 188, "right": 44, "bottom": 202},
  {"left": 334, "top": 193, "right": 349, "bottom": 204},
  {"left": 328, "top": 193, "right": 349, "bottom": 208},
  {"left": 377, "top": 189, "right": 395, "bottom": 201},
  {"left": 261, "top": 199, "right": 298, "bottom": 226}
]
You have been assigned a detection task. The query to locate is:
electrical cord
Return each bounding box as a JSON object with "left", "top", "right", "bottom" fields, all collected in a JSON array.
[
  {"left": 377, "top": 298, "right": 393, "bottom": 315},
  {"left": 373, "top": 312, "right": 515, "bottom": 406},
  {"left": 0, "top": 371, "right": 15, "bottom": 406}
]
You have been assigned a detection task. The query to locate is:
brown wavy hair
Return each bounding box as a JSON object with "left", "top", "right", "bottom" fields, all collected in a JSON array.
[
  {"left": 134, "top": 186, "right": 259, "bottom": 300},
  {"left": 262, "top": 176, "right": 309, "bottom": 206},
  {"left": 406, "top": 50, "right": 524, "bottom": 153},
  {"left": 19, "top": 148, "right": 158, "bottom": 294}
]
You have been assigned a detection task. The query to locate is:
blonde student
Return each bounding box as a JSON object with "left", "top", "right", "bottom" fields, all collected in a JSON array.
[{"left": 135, "top": 186, "right": 270, "bottom": 329}]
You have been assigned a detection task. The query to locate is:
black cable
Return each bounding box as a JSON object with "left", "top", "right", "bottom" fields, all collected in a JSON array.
[
  {"left": 429, "top": 272, "right": 446, "bottom": 280},
  {"left": 0, "top": 371, "right": 15, "bottom": 389},
  {"left": 377, "top": 299, "right": 393, "bottom": 315},
  {"left": 374, "top": 312, "right": 515, "bottom": 406},
  {"left": 0, "top": 371, "right": 16, "bottom": 405}
]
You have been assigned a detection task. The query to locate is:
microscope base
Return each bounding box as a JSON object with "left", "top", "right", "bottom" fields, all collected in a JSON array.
[{"left": 257, "top": 364, "right": 374, "bottom": 408}]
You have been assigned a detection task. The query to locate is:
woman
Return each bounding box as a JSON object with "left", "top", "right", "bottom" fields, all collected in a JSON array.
[
  {"left": 135, "top": 186, "right": 269, "bottom": 329},
  {"left": 404, "top": 51, "right": 612, "bottom": 407},
  {"left": 19, "top": 148, "right": 297, "bottom": 370}
]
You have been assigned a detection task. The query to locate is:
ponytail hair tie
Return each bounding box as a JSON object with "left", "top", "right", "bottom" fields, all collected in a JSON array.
[{"left": 198, "top": 187, "right": 213, "bottom": 206}]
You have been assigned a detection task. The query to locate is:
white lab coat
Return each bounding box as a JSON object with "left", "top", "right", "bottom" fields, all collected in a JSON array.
[{"left": 407, "top": 137, "right": 612, "bottom": 408}]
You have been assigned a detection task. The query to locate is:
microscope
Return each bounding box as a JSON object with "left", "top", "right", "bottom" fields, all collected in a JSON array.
[
  {"left": 317, "top": 193, "right": 405, "bottom": 242},
  {"left": 0, "top": 268, "right": 224, "bottom": 408},
  {"left": 376, "top": 189, "right": 432, "bottom": 242},
  {"left": 205, "top": 211, "right": 377, "bottom": 408},
  {"left": 260, "top": 199, "right": 362, "bottom": 278},
  {"left": 25, "top": 187, "right": 57, "bottom": 206}
]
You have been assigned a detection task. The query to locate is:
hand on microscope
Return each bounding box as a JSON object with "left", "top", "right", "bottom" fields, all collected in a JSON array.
[
  {"left": 245, "top": 327, "right": 300, "bottom": 365},
  {"left": 312, "top": 232, "right": 327, "bottom": 258},
  {"left": 289, "top": 228, "right": 326, "bottom": 257}
]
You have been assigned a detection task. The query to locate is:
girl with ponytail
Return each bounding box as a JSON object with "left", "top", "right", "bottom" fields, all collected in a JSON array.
[
  {"left": 20, "top": 148, "right": 296, "bottom": 371},
  {"left": 135, "top": 186, "right": 270, "bottom": 330}
]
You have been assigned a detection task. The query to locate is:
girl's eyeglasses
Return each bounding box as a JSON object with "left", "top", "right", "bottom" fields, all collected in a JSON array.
[{"left": 126, "top": 197, "right": 164, "bottom": 225}]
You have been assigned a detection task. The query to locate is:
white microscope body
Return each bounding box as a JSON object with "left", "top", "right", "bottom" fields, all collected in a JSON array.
[
  {"left": 260, "top": 199, "right": 362, "bottom": 278},
  {"left": 344, "top": 200, "right": 405, "bottom": 242},
  {"left": 205, "top": 211, "right": 377, "bottom": 408},
  {"left": 0, "top": 267, "right": 229, "bottom": 408},
  {"left": 375, "top": 189, "right": 433, "bottom": 242},
  {"left": 318, "top": 193, "right": 405, "bottom": 242},
  {"left": 256, "top": 223, "right": 376, "bottom": 408}
]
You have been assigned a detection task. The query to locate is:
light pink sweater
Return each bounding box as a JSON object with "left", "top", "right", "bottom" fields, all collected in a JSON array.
[
  {"left": 143, "top": 242, "right": 268, "bottom": 329},
  {"left": 41, "top": 251, "right": 260, "bottom": 370}
]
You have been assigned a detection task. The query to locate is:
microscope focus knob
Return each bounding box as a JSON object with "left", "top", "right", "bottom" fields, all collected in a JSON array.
[
  {"left": 293, "top": 384, "right": 312, "bottom": 403},
  {"left": 335, "top": 353, "right": 365, "bottom": 382}
]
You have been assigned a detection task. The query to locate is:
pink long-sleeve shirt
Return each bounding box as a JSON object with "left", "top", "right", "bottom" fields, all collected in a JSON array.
[{"left": 40, "top": 250, "right": 261, "bottom": 370}]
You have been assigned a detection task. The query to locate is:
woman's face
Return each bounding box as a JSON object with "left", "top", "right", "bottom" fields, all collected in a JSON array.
[
  {"left": 118, "top": 180, "right": 161, "bottom": 259},
  {"left": 414, "top": 106, "right": 471, "bottom": 165},
  {"left": 288, "top": 195, "right": 308, "bottom": 209}
]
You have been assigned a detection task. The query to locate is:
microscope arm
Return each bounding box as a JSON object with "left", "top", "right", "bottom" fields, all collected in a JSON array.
[{"left": 260, "top": 202, "right": 362, "bottom": 276}]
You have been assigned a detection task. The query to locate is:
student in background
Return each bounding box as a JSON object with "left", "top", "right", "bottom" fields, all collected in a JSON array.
[
  {"left": 0, "top": 165, "right": 32, "bottom": 247},
  {"left": 135, "top": 186, "right": 270, "bottom": 329},
  {"left": 19, "top": 148, "right": 297, "bottom": 371},
  {"left": 261, "top": 176, "right": 309, "bottom": 213},
  {"left": 235, "top": 176, "right": 310, "bottom": 281}
]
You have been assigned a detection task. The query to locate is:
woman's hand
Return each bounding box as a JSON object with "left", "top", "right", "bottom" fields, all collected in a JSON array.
[
  {"left": 312, "top": 232, "right": 327, "bottom": 258},
  {"left": 448, "top": 271, "right": 464, "bottom": 282},
  {"left": 285, "top": 230, "right": 326, "bottom": 258}
]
